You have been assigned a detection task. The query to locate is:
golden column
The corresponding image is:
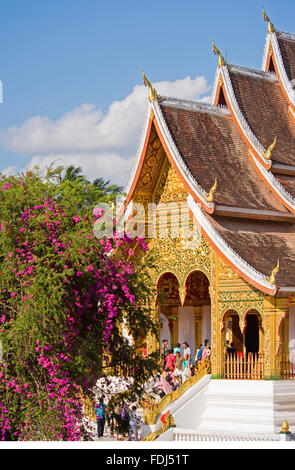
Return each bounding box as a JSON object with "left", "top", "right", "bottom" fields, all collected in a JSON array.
[
  {"left": 263, "top": 296, "right": 288, "bottom": 379},
  {"left": 210, "top": 252, "right": 221, "bottom": 377}
]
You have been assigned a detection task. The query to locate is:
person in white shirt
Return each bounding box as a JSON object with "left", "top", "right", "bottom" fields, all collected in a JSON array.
[{"left": 182, "top": 342, "right": 191, "bottom": 362}]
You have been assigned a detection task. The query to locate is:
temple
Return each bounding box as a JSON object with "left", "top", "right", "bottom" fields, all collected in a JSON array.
[{"left": 124, "top": 10, "right": 295, "bottom": 439}]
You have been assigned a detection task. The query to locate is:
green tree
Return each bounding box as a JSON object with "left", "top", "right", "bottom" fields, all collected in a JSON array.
[{"left": 0, "top": 167, "right": 159, "bottom": 440}]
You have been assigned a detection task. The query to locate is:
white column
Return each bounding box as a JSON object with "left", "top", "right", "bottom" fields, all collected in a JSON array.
[
  {"left": 178, "top": 306, "right": 195, "bottom": 359},
  {"left": 202, "top": 305, "right": 211, "bottom": 344},
  {"left": 160, "top": 314, "right": 171, "bottom": 349}
]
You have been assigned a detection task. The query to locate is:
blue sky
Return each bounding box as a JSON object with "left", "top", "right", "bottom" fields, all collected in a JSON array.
[{"left": 0, "top": 0, "right": 294, "bottom": 184}]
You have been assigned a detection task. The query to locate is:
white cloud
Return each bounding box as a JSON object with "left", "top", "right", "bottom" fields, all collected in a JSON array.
[
  {"left": 0, "top": 76, "right": 210, "bottom": 185},
  {"left": 28, "top": 152, "right": 135, "bottom": 187},
  {"left": 1, "top": 165, "right": 17, "bottom": 176}
]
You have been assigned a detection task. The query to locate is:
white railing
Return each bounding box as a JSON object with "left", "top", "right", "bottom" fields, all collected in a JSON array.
[{"left": 174, "top": 429, "right": 280, "bottom": 441}]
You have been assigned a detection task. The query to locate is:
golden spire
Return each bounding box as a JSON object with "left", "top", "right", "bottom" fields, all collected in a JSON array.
[
  {"left": 142, "top": 69, "right": 165, "bottom": 103},
  {"left": 281, "top": 420, "right": 290, "bottom": 433},
  {"left": 206, "top": 178, "right": 217, "bottom": 203},
  {"left": 263, "top": 6, "right": 275, "bottom": 33},
  {"left": 263, "top": 136, "right": 277, "bottom": 160},
  {"left": 269, "top": 259, "right": 279, "bottom": 285},
  {"left": 212, "top": 40, "right": 226, "bottom": 67}
]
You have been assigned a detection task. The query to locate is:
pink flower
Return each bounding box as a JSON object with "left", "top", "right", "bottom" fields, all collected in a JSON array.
[
  {"left": 76, "top": 271, "right": 83, "bottom": 277},
  {"left": 72, "top": 217, "right": 80, "bottom": 224},
  {"left": 86, "top": 265, "right": 94, "bottom": 272},
  {"left": 93, "top": 207, "right": 104, "bottom": 219},
  {"left": 10, "top": 292, "right": 16, "bottom": 298}
]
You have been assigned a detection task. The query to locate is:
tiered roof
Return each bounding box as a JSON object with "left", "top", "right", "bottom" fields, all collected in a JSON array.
[{"left": 126, "top": 13, "right": 295, "bottom": 295}]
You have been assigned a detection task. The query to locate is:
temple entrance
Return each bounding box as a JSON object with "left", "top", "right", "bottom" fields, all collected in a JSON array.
[
  {"left": 223, "top": 309, "right": 264, "bottom": 379},
  {"left": 157, "top": 270, "right": 211, "bottom": 360},
  {"left": 157, "top": 273, "right": 181, "bottom": 351},
  {"left": 245, "top": 314, "right": 259, "bottom": 356},
  {"left": 183, "top": 271, "right": 211, "bottom": 360},
  {"left": 228, "top": 312, "right": 243, "bottom": 355}
]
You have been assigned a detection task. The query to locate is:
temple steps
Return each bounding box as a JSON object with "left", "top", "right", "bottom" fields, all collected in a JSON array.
[{"left": 143, "top": 377, "right": 295, "bottom": 440}]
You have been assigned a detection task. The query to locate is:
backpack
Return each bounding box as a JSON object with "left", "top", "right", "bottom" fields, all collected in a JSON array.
[{"left": 196, "top": 347, "right": 203, "bottom": 360}]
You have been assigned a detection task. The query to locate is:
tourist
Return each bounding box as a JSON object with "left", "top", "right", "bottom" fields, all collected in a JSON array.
[
  {"left": 201, "top": 339, "right": 211, "bottom": 362},
  {"left": 173, "top": 343, "right": 181, "bottom": 355},
  {"left": 127, "top": 406, "right": 141, "bottom": 441},
  {"left": 164, "top": 349, "right": 176, "bottom": 372},
  {"left": 182, "top": 354, "right": 191, "bottom": 382},
  {"left": 156, "top": 368, "right": 172, "bottom": 398},
  {"left": 195, "top": 343, "right": 203, "bottom": 364},
  {"left": 161, "top": 339, "right": 169, "bottom": 366},
  {"left": 111, "top": 405, "right": 123, "bottom": 440},
  {"left": 119, "top": 405, "right": 130, "bottom": 439},
  {"left": 173, "top": 351, "right": 183, "bottom": 387},
  {"left": 94, "top": 397, "right": 107, "bottom": 439},
  {"left": 182, "top": 342, "right": 191, "bottom": 362}
]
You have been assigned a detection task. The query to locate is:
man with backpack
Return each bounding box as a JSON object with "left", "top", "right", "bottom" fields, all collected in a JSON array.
[{"left": 127, "top": 406, "right": 141, "bottom": 441}]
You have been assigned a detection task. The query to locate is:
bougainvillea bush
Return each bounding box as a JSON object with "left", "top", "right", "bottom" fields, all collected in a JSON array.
[{"left": 0, "top": 167, "right": 158, "bottom": 440}]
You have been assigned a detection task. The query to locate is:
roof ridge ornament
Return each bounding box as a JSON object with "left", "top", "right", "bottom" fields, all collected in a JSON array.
[
  {"left": 205, "top": 178, "right": 217, "bottom": 203},
  {"left": 263, "top": 136, "right": 277, "bottom": 160},
  {"left": 269, "top": 259, "right": 279, "bottom": 285},
  {"left": 263, "top": 6, "right": 275, "bottom": 33},
  {"left": 212, "top": 39, "right": 226, "bottom": 67},
  {"left": 142, "top": 69, "right": 166, "bottom": 103}
]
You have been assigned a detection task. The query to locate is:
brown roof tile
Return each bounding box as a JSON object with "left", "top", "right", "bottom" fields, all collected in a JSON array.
[
  {"left": 277, "top": 35, "right": 295, "bottom": 82},
  {"left": 159, "top": 102, "right": 288, "bottom": 213},
  {"left": 206, "top": 214, "right": 295, "bottom": 287},
  {"left": 274, "top": 174, "right": 295, "bottom": 197},
  {"left": 229, "top": 69, "right": 295, "bottom": 166}
]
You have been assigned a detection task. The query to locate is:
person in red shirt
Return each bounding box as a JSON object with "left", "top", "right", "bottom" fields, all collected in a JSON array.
[{"left": 164, "top": 349, "right": 176, "bottom": 372}]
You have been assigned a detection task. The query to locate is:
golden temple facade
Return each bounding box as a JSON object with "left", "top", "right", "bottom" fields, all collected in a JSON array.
[{"left": 124, "top": 10, "right": 295, "bottom": 381}]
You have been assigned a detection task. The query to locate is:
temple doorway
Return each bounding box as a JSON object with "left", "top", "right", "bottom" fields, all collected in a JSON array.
[
  {"left": 245, "top": 314, "right": 259, "bottom": 355},
  {"left": 183, "top": 271, "right": 211, "bottom": 360},
  {"left": 157, "top": 273, "right": 181, "bottom": 351},
  {"left": 157, "top": 270, "right": 211, "bottom": 360}
]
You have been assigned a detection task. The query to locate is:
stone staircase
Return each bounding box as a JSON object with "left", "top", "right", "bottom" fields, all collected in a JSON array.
[{"left": 143, "top": 378, "right": 295, "bottom": 440}]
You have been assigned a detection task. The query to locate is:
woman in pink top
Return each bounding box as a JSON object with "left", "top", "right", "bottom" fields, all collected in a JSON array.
[
  {"left": 201, "top": 339, "right": 211, "bottom": 361},
  {"left": 157, "top": 369, "right": 172, "bottom": 396}
]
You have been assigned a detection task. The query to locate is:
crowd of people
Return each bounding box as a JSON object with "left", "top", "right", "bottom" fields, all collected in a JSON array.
[
  {"left": 157, "top": 339, "right": 211, "bottom": 398},
  {"left": 94, "top": 398, "right": 142, "bottom": 441},
  {"left": 92, "top": 339, "right": 211, "bottom": 441}
]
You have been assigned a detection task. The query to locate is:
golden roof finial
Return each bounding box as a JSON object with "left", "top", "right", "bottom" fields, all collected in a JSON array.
[
  {"left": 206, "top": 178, "right": 217, "bottom": 203},
  {"left": 269, "top": 259, "right": 279, "bottom": 285},
  {"left": 263, "top": 136, "right": 277, "bottom": 160},
  {"left": 263, "top": 6, "right": 275, "bottom": 33},
  {"left": 142, "top": 69, "right": 166, "bottom": 103},
  {"left": 212, "top": 39, "right": 226, "bottom": 67},
  {"left": 281, "top": 420, "right": 290, "bottom": 433}
]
